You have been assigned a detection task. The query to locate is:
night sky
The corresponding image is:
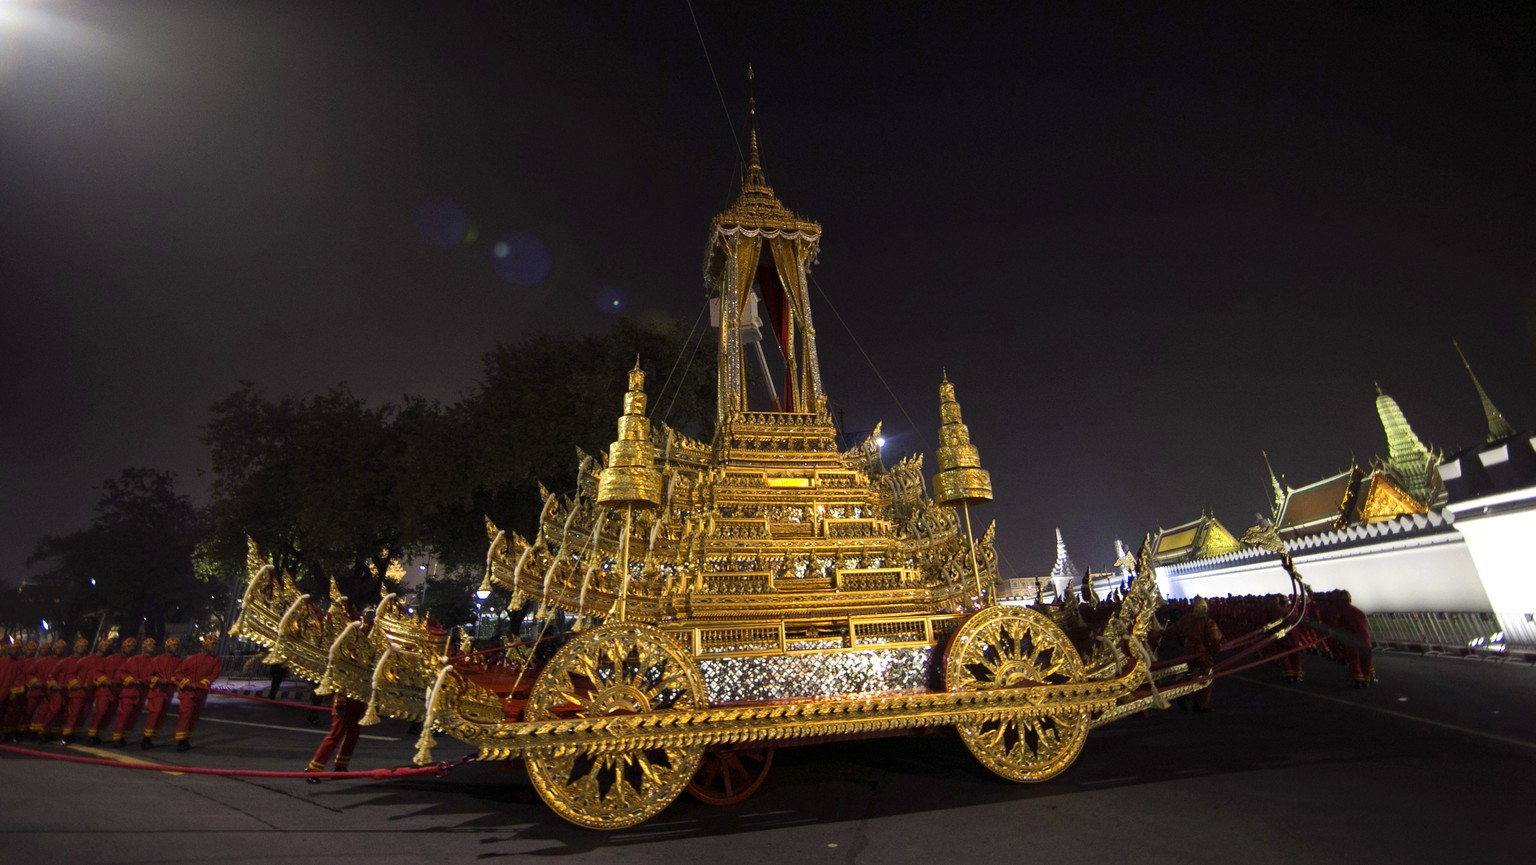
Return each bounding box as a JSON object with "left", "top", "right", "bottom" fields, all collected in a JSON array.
[{"left": 3, "top": 2, "right": 1533, "bottom": 585}]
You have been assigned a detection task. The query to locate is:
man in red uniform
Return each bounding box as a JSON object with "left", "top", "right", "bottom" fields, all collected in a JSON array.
[
  {"left": 29, "top": 638, "right": 68, "bottom": 738},
  {"left": 173, "top": 633, "right": 222, "bottom": 751},
  {"left": 88, "top": 637, "right": 134, "bottom": 745},
  {"left": 40, "top": 637, "right": 90, "bottom": 743},
  {"left": 1166, "top": 597, "right": 1224, "bottom": 712},
  {"left": 66, "top": 638, "right": 111, "bottom": 744},
  {"left": 140, "top": 636, "right": 182, "bottom": 748},
  {"left": 306, "top": 693, "right": 366, "bottom": 781},
  {"left": 1334, "top": 591, "right": 1375, "bottom": 689},
  {"left": 4, "top": 640, "right": 39, "bottom": 740},
  {"left": 0, "top": 639, "right": 19, "bottom": 741},
  {"left": 112, "top": 636, "right": 156, "bottom": 747}
]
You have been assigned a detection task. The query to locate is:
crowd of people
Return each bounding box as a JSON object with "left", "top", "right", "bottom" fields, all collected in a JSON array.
[
  {"left": 0, "top": 632, "right": 222, "bottom": 751},
  {"left": 1164, "top": 589, "right": 1377, "bottom": 689}
]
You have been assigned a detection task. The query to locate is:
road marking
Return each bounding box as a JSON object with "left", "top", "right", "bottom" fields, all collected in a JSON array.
[
  {"left": 200, "top": 716, "right": 400, "bottom": 742},
  {"left": 69, "top": 744, "right": 186, "bottom": 775},
  {"left": 1238, "top": 676, "right": 1536, "bottom": 751}
]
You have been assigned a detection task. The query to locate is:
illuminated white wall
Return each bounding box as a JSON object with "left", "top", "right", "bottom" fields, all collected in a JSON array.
[
  {"left": 1159, "top": 533, "right": 1491, "bottom": 613},
  {"left": 1448, "top": 500, "right": 1536, "bottom": 648}
]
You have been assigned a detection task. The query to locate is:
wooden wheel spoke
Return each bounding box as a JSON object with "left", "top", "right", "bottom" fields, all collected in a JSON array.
[
  {"left": 947, "top": 606, "right": 1090, "bottom": 783},
  {"left": 525, "top": 622, "right": 705, "bottom": 829}
]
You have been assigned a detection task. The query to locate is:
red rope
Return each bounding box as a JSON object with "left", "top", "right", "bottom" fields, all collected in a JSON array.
[{"left": 0, "top": 742, "right": 473, "bottom": 779}]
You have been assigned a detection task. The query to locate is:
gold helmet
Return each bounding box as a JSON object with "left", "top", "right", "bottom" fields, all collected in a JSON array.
[{"left": 1192, "top": 597, "right": 1209, "bottom": 615}]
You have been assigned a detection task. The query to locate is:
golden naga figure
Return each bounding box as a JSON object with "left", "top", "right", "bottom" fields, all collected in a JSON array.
[{"left": 234, "top": 117, "right": 1213, "bottom": 830}]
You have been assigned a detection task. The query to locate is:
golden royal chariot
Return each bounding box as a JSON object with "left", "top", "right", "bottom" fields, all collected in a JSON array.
[{"left": 233, "top": 125, "right": 1272, "bottom": 829}]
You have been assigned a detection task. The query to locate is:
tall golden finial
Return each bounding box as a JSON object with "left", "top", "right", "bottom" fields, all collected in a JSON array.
[
  {"left": 934, "top": 371, "right": 993, "bottom": 505},
  {"left": 597, "top": 361, "right": 661, "bottom": 620},
  {"left": 933, "top": 373, "right": 993, "bottom": 608},
  {"left": 1453, "top": 340, "right": 1517, "bottom": 442}
]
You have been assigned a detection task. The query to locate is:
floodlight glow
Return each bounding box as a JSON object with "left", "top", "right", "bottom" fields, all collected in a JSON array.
[
  {"left": 875, "top": 437, "right": 886, "bottom": 448},
  {"left": 475, "top": 587, "right": 491, "bottom": 600}
]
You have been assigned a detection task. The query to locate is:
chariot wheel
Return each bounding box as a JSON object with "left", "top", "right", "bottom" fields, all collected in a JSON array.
[
  {"left": 686, "top": 746, "right": 774, "bottom": 806},
  {"left": 945, "top": 605, "right": 1090, "bottom": 782},
  {"left": 522, "top": 621, "right": 706, "bottom": 829}
]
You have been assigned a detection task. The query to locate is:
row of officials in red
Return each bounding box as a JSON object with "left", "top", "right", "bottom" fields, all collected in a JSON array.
[{"left": 0, "top": 632, "right": 222, "bottom": 752}]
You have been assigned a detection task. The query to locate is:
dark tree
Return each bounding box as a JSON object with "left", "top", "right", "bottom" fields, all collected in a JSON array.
[
  {"left": 203, "top": 384, "right": 409, "bottom": 602},
  {"left": 398, "top": 315, "right": 717, "bottom": 570},
  {"left": 19, "top": 468, "right": 205, "bottom": 640}
]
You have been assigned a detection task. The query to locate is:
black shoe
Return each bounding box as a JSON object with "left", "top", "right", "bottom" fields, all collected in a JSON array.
[
  {"left": 140, "top": 737, "right": 154, "bottom": 749},
  {"left": 1194, "top": 707, "right": 1213, "bottom": 713},
  {"left": 176, "top": 740, "right": 191, "bottom": 752},
  {"left": 87, "top": 736, "right": 101, "bottom": 745},
  {"left": 306, "top": 776, "right": 322, "bottom": 785},
  {"left": 113, "top": 739, "right": 126, "bottom": 748}
]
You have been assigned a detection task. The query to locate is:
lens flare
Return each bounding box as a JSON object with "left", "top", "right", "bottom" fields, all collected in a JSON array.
[
  {"left": 491, "top": 231, "right": 551, "bottom": 286},
  {"left": 595, "top": 285, "right": 625, "bottom": 314}
]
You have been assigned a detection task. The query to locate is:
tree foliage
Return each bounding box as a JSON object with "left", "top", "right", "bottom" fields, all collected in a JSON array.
[
  {"left": 203, "top": 383, "right": 412, "bottom": 602},
  {"left": 7, "top": 468, "right": 206, "bottom": 640},
  {"left": 399, "top": 315, "right": 717, "bottom": 569}
]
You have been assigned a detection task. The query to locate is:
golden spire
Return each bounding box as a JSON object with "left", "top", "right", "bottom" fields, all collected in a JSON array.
[
  {"left": 596, "top": 360, "right": 662, "bottom": 509},
  {"left": 744, "top": 100, "right": 770, "bottom": 195},
  {"left": 1453, "top": 340, "right": 1517, "bottom": 442},
  {"left": 1262, "top": 450, "right": 1286, "bottom": 522},
  {"left": 934, "top": 371, "right": 993, "bottom": 505}
]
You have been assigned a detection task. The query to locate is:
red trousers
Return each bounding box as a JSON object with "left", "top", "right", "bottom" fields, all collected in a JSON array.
[
  {"left": 62, "top": 687, "right": 91, "bottom": 736},
  {"left": 89, "top": 687, "right": 119, "bottom": 738},
  {"left": 307, "top": 696, "right": 366, "bottom": 772},
  {"left": 2, "top": 688, "right": 27, "bottom": 734},
  {"left": 175, "top": 689, "right": 208, "bottom": 741},
  {"left": 32, "top": 689, "right": 66, "bottom": 735},
  {"left": 143, "top": 684, "right": 177, "bottom": 738},
  {"left": 24, "top": 687, "right": 46, "bottom": 731},
  {"left": 112, "top": 687, "right": 145, "bottom": 742}
]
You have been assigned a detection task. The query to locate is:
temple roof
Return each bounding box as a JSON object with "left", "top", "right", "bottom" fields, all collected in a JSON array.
[
  {"left": 1153, "top": 515, "right": 1241, "bottom": 564},
  {"left": 1275, "top": 468, "right": 1361, "bottom": 537}
]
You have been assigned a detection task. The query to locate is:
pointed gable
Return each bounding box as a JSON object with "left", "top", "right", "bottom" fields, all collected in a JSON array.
[{"left": 1352, "top": 471, "right": 1429, "bottom": 523}]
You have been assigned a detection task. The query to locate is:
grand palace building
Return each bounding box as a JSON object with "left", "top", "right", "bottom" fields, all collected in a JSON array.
[{"left": 1140, "top": 346, "right": 1536, "bottom": 656}]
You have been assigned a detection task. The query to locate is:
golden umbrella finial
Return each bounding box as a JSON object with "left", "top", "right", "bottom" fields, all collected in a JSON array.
[
  {"left": 597, "top": 361, "right": 661, "bottom": 621},
  {"left": 932, "top": 374, "right": 993, "bottom": 609},
  {"left": 934, "top": 373, "right": 993, "bottom": 506},
  {"left": 598, "top": 360, "right": 662, "bottom": 509}
]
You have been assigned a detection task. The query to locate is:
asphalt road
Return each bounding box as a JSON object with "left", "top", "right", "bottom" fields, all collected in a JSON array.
[{"left": 3, "top": 651, "right": 1533, "bottom": 864}]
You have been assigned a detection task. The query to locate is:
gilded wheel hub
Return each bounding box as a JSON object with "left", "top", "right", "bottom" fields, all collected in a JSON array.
[
  {"left": 523, "top": 622, "right": 705, "bottom": 829},
  {"left": 945, "top": 606, "right": 1090, "bottom": 782}
]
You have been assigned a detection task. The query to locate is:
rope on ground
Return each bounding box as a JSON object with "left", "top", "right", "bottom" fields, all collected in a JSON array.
[{"left": 0, "top": 742, "right": 475, "bottom": 780}]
